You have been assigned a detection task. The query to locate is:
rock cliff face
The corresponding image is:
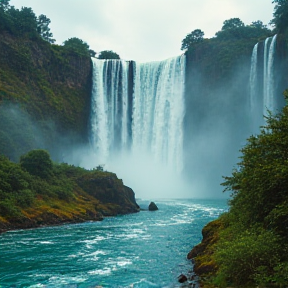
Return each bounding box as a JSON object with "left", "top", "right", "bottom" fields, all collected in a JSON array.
[{"left": 0, "top": 31, "right": 92, "bottom": 160}]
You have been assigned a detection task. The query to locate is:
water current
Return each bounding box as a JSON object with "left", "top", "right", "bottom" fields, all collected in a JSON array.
[{"left": 0, "top": 199, "right": 227, "bottom": 288}]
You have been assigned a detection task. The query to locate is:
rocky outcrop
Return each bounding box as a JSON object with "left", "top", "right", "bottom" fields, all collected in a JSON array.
[
  {"left": 0, "top": 171, "right": 140, "bottom": 234},
  {"left": 187, "top": 219, "right": 223, "bottom": 280},
  {"left": 148, "top": 202, "right": 158, "bottom": 211},
  {"left": 76, "top": 173, "right": 140, "bottom": 215}
]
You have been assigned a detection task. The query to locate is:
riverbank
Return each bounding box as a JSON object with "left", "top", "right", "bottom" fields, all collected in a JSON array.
[{"left": 0, "top": 151, "right": 140, "bottom": 234}]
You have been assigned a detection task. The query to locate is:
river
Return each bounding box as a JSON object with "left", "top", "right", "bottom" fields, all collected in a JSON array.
[{"left": 0, "top": 199, "right": 227, "bottom": 288}]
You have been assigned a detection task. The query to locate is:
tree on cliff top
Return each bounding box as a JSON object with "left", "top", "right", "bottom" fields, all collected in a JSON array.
[
  {"left": 0, "top": 0, "right": 10, "bottom": 11},
  {"left": 181, "top": 29, "right": 204, "bottom": 51},
  {"left": 37, "top": 14, "right": 55, "bottom": 43},
  {"left": 271, "top": 0, "right": 288, "bottom": 33},
  {"left": 221, "top": 18, "right": 245, "bottom": 30},
  {"left": 98, "top": 50, "right": 120, "bottom": 60},
  {"left": 63, "top": 37, "right": 96, "bottom": 57}
]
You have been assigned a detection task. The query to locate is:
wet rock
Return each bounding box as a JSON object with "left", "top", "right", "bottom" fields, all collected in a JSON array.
[
  {"left": 178, "top": 273, "right": 188, "bottom": 283},
  {"left": 148, "top": 202, "right": 158, "bottom": 211}
]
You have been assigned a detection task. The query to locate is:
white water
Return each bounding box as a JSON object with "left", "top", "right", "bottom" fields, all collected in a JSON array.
[
  {"left": 263, "top": 35, "right": 277, "bottom": 117},
  {"left": 249, "top": 43, "right": 258, "bottom": 113},
  {"left": 90, "top": 59, "right": 129, "bottom": 163},
  {"left": 249, "top": 35, "right": 277, "bottom": 127},
  {"left": 90, "top": 56, "right": 185, "bottom": 173},
  {"left": 132, "top": 56, "right": 186, "bottom": 172}
]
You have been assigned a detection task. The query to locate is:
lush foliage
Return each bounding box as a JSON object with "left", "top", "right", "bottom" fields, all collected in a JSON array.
[
  {"left": 271, "top": 0, "right": 288, "bottom": 32},
  {"left": 198, "top": 92, "right": 288, "bottom": 287},
  {"left": 0, "top": 2, "right": 93, "bottom": 160},
  {"left": 221, "top": 18, "right": 244, "bottom": 30},
  {"left": 37, "top": 14, "right": 55, "bottom": 43},
  {"left": 0, "top": 149, "right": 137, "bottom": 230},
  {"left": 181, "top": 17, "right": 271, "bottom": 52},
  {"left": 98, "top": 50, "right": 120, "bottom": 60},
  {"left": 20, "top": 150, "right": 53, "bottom": 179},
  {"left": 63, "top": 37, "right": 96, "bottom": 57},
  {"left": 181, "top": 29, "right": 204, "bottom": 51}
]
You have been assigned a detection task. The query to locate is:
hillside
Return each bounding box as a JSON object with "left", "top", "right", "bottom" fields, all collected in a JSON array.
[
  {"left": 0, "top": 16, "right": 92, "bottom": 161},
  {"left": 0, "top": 150, "right": 140, "bottom": 234}
]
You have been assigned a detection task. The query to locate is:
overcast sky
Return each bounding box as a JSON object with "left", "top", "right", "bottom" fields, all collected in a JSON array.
[{"left": 10, "top": 0, "right": 275, "bottom": 62}]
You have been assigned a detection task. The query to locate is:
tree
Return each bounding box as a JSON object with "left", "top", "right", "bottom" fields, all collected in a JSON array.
[
  {"left": 6, "top": 6, "right": 38, "bottom": 37},
  {"left": 271, "top": 0, "right": 288, "bottom": 32},
  {"left": 63, "top": 37, "right": 92, "bottom": 57},
  {"left": 89, "top": 49, "right": 96, "bottom": 57},
  {"left": 98, "top": 50, "right": 120, "bottom": 59},
  {"left": 221, "top": 18, "right": 245, "bottom": 30},
  {"left": 250, "top": 20, "right": 267, "bottom": 29},
  {"left": 20, "top": 149, "right": 53, "bottom": 179},
  {"left": 0, "top": 0, "right": 10, "bottom": 11},
  {"left": 181, "top": 29, "right": 204, "bottom": 51},
  {"left": 37, "top": 14, "right": 55, "bottom": 43}
]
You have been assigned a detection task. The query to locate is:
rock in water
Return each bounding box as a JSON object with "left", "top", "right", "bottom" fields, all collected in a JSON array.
[
  {"left": 178, "top": 274, "right": 188, "bottom": 283},
  {"left": 148, "top": 202, "right": 158, "bottom": 211}
]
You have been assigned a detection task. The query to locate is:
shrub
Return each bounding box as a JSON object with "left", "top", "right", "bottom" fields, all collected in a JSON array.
[{"left": 20, "top": 149, "right": 53, "bottom": 178}]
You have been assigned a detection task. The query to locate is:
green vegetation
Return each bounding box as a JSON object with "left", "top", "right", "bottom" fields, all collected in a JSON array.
[
  {"left": 0, "top": 150, "right": 139, "bottom": 232},
  {"left": 37, "top": 14, "right": 55, "bottom": 43},
  {"left": 63, "top": 37, "right": 96, "bottom": 57},
  {"left": 191, "top": 94, "right": 288, "bottom": 287},
  {"left": 0, "top": 0, "right": 93, "bottom": 160},
  {"left": 271, "top": 0, "right": 288, "bottom": 33},
  {"left": 188, "top": 3, "right": 288, "bottom": 286},
  {"left": 181, "top": 29, "right": 205, "bottom": 51},
  {"left": 98, "top": 50, "right": 120, "bottom": 60},
  {"left": 181, "top": 17, "right": 271, "bottom": 53}
]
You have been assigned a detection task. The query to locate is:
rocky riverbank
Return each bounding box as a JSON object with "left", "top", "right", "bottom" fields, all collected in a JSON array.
[{"left": 186, "top": 219, "right": 223, "bottom": 287}]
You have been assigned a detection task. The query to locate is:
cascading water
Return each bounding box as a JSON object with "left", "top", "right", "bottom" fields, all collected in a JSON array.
[
  {"left": 90, "top": 59, "right": 129, "bottom": 163},
  {"left": 249, "top": 43, "right": 258, "bottom": 113},
  {"left": 132, "top": 56, "right": 185, "bottom": 172},
  {"left": 264, "top": 34, "right": 277, "bottom": 116},
  {"left": 249, "top": 34, "right": 277, "bottom": 127},
  {"left": 90, "top": 56, "right": 185, "bottom": 174}
]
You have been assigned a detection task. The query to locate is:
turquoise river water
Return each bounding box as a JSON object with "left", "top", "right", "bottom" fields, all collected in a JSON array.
[{"left": 0, "top": 199, "right": 227, "bottom": 288}]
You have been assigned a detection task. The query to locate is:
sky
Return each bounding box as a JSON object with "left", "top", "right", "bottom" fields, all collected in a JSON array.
[{"left": 10, "top": 0, "right": 275, "bottom": 62}]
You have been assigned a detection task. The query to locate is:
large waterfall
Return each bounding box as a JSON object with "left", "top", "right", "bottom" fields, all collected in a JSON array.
[{"left": 90, "top": 56, "right": 186, "bottom": 174}]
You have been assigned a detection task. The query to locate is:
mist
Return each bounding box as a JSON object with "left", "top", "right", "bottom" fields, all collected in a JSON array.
[{"left": 2, "top": 36, "right": 282, "bottom": 202}]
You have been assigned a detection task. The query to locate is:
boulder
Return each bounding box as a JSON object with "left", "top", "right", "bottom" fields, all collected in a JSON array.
[
  {"left": 178, "top": 273, "right": 188, "bottom": 283},
  {"left": 148, "top": 202, "right": 158, "bottom": 211}
]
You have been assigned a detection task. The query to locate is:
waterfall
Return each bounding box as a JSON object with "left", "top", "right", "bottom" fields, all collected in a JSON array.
[
  {"left": 90, "top": 55, "right": 186, "bottom": 173},
  {"left": 249, "top": 34, "right": 277, "bottom": 128},
  {"left": 263, "top": 35, "right": 277, "bottom": 116},
  {"left": 132, "top": 56, "right": 186, "bottom": 172},
  {"left": 264, "top": 34, "right": 277, "bottom": 115},
  {"left": 90, "top": 58, "right": 129, "bottom": 163},
  {"left": 249, "top": 43, "right": 258, "bottom": 113}
]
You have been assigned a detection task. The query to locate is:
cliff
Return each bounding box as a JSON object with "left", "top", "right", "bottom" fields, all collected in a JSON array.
[
  {"left": 0, "top": 152, "right": 140, "bottom": 234},
  {"left": 0, "top": 30, "right": 92, "bottom": 161}
]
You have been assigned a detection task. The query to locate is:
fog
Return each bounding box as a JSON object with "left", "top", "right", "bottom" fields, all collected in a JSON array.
[{"left": 182, "top": 58, "right": 255, "bottom": 199}]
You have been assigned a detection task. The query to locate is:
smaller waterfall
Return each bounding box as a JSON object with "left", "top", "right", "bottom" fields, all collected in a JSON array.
[
  {"left": 249, "top": 43, "right": 258, "bottom": 112},
  {"left": 263, "top": 35, "right": 277, "bottom": 116},
  {"left": 249, "top": 34, "right": 278, "bottom": 129}
]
